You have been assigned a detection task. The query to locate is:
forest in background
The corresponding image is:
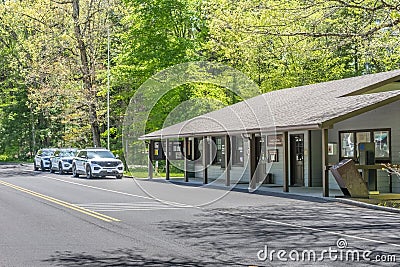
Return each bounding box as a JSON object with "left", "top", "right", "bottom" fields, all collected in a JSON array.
[{"left": 1, "top": 0, "right": 400, "bottom": 161}]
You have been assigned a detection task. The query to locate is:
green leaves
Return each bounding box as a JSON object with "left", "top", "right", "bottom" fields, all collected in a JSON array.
[{"left": 1, "top": 0, "right": 400, "bottom": 161}]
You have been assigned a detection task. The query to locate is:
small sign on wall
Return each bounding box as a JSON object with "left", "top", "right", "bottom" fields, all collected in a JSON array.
[
  {"left": 328, "top": 143, "right": 337, "bottom": 156},
  {"left": 268, "top": 149, "right": 279, "bottom": 162},
  {"left": 152, "top": 141, "right": 166, "bottom": 160},
  {"left": 267, "top": 134, "right": 284, "bottom": 146}
]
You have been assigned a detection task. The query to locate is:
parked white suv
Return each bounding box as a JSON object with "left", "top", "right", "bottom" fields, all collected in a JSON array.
[
  {"left": 72, "top": 148, "right": 123, "bottom": 179},
  {"left": 49, "top": 148, "right": 77, "bottom": 174},
  {"left": 34, "top": 148, "right": 56, "bottom": 171}
]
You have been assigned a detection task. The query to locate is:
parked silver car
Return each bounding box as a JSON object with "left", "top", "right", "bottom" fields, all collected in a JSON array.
[
  {"left": 49, "top": 148, "right": 77, "bottom": 174},
  {"left": 34, "top": 148, "right": 56, "bottom": 171},
  {"left": 72, "top": 148, "right": 123, "bottom": 179}
]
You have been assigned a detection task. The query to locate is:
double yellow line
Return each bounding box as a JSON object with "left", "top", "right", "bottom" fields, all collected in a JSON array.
[{"left": 0, "top": 180, "right": 120, "bottom": 222}]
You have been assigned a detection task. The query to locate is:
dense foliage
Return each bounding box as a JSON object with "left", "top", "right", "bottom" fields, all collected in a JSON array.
[{"left": 1, "top": 0, "right": 400, "bottom": 161}]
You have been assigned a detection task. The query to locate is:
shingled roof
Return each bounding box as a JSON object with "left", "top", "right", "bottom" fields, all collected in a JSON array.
[{"left": 141, "top": 70, "right": 400, "bottom": 140}]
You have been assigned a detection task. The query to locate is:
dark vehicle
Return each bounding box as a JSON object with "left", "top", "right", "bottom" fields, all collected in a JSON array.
[
  {"left": 49, "top": 148, "right": 78, "bottom": 174},
  {"left": 34, "top": 148, "right": 56, "bottom": 171},
  {"left": 72, "top": 148, "right": 124, "bottom": 179}
]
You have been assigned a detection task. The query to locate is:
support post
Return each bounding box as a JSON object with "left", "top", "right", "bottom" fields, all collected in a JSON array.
[
  {"left": 184, "top": 137, "right": 189, "bottom": 182},
  {"left": 225, "top": 135, "right": 231, "bottom": 186},
  {"left": 148, "top": 140, "right": 154, "bottom": 179},
  {"left": 202, "top": 136, "right": 209, "bottom": 184},
  {"left": 283, "top": 132, "right": 289, "bottom": 192},
  {"left": 322, "top": 128, "right": 329, "bottom": 197},
  {"left": 249, "top": 134, "right": 257, "bottom": 190},
  {"left": 165, "top": 139, "right": 170, "bottom": 180},
  {"left": 308, "top": 130, "right": 312, "bottom": 187}
]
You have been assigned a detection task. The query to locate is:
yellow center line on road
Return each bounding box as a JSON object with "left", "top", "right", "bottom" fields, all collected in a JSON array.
[{"left": 0, "top": 180, "right": 120, "bottom": 223}]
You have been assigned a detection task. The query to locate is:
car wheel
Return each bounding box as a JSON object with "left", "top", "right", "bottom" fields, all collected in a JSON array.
[
  {"left": 49, "top": 163, "right": 54, "bottom": 173},
  {"left": 86, "top": 165, "right": 93, "bottom": 179},
  {"left": 58, "top": 163, "right": 64, "bottom": 175},
  {"left": 116, "top": 175, "right": 123, "bottom": 179},
  {"left": 40, "top": 161, "right": 46, "bottom": 172},
  {"left": 72, "top": 164, "right": 79, "bottom": 178},
  {"left": 34, "top": 162, "right": 39, "bottom": 171}
]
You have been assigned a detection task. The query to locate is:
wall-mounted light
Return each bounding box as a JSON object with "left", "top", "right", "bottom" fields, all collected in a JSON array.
[{"left": 241, "top": 133, "right": 251, "bottom": 140}]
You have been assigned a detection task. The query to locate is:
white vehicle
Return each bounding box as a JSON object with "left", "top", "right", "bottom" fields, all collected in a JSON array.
[
  {"left": 72, "top": 148, "right": 123, "bottom": 179},
  {"left": 49, "top": 148, "right": 77, "bottom": 174},
  {"left": 34, "top": 148, "right": 56, "bottom": 171}
]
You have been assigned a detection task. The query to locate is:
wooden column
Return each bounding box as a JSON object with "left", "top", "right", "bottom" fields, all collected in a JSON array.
[
  {"left": 184, "top": 137, "right": 189, "bottom": 182},
  {"left": 283, "top": 132, "right": 289, "bottom": 192},
  {"left": 322, "top": 128, "right": 329, "bottom": 197},
  {"left": 225, "top": 135, "right": 231, "bottom": 186},
  {"left": 308, "top": 130, "right": 313, "bottom": 187},
  {"left": 148, "top": 140, "right": 154, "bottom": 179},
  {"left": 165, "top": 139, "right": 170, "bottom": 180},
  {"left": 202, "top": 136, "right": 209, "bottom": 184},
  {"left": 249, "top": 134, "right": 257, "bottom": 190}
]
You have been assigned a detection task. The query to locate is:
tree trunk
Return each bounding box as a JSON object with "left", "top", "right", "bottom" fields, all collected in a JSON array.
[{"left": 72, "top": 0, "right": 101, "bottom": 147}]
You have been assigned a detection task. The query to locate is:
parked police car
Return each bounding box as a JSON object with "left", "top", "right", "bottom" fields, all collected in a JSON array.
[
  {"left": 49, "top": 148, "right": 77, "bottom": 174},
  {"left": 72, "top": 148, "right": 123, "bottom": 179},
  {"left": 34, "top": 148, "right": 56, "bottom": 171}
]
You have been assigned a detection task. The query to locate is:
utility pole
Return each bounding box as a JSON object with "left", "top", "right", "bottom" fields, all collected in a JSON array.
[{"left": 107, "top": 27, "right": 110, "bottom": 150}]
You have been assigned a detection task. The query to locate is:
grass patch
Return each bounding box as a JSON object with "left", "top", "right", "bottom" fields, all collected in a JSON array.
[
  {"left": 377, "top": 201, "right": 400, "bottom": 209},
  {"left": 352, "top": 198, "right": 400, "bottom": 209},
  {"left": 125, "top": 166, "right": 184, "bottom": 178}
]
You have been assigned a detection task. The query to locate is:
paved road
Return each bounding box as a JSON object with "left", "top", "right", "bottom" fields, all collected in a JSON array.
[{"left": 0, "top": 164, "right": 399, "bottom": 266}]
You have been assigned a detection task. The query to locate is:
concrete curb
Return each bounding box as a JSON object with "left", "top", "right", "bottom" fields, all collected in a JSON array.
[{"left": 331, "top": 197, "right": 400, "bottom": 214}]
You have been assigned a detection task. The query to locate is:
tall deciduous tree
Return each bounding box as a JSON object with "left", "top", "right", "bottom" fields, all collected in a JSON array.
[
  {"left": 70, "top": 0, "right": 101, "bottom": 147},
  {"left": 203, "top": 0, "right": 400, "bottom": 91}
]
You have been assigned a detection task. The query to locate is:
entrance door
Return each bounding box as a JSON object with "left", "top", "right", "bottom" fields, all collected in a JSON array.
[
  {"left": 250, "top": 135, "right": 266, "bottom": 185},
  {"left": 290, "top": 134, "right": 304, "bottom": 186},
  {"left": 255, "top": 135, "right": 267, "bottom": 183}
]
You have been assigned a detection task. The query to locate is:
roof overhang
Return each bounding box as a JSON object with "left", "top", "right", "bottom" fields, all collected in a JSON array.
[
  {"left": 139, "top": 123, "right": 322, "bottom": 140},
  {"left": 320, "top": 94, "right": 400, "bottom": 128}
]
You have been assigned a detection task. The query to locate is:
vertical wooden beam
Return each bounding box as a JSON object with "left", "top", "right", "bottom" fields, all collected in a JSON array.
[
  {"left": 308, "top": 130, "right": 312, "bottom": 187},
  {"left": 148, "top": 140, "right": 154, "bottom": 179},
  {"left": 283, "top": 132, "right": 289, "bottom": 192},
  {"left": 249, "top": 134, "right": 257, "bottom": 190},
  {"left": 165, "top": 139, "right": 170, "bottom": 181},
  {"left": 184, "top": 137, "right": 189, "bottom": 182},
  {"left": 322, "top": 128, "right": 329, "bottom": 197},
  {"left": 202, "top": 136, "right": 208, "bottom": 184},
  {"left": 225, "top": 135, "right": 231, "bottom": 186}
]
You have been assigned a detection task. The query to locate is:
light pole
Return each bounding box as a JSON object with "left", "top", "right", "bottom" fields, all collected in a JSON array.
[{"left": 107, "top": 27, "right": 110, "bottom": 150}]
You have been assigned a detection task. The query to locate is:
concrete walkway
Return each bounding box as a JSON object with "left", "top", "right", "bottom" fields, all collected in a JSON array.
[
  {"left": 162, "top": 177, "right": 343, "bottom": 198},
  {"left": 147, "top": 177, "right": 400, "bottom": 214}
]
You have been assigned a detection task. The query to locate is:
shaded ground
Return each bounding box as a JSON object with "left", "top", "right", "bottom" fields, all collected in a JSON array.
[{"left": 1, "top": 164, "right": 399, "bottom": 266}]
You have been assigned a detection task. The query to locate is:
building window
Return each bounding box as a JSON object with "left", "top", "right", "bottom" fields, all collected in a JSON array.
[
  {"left": 374, "top": 130, "right": 390, "bottom": 158},
  {"left": 232, "top": 136, "right": 244, "bottom": 166},
  {"left": 212, "top": 137, "right": 223, "bottom": 165},
  {"left": 339, "top": 129, "right": 390, "bottom": 163},
  {"left": 169, "top": 140, "right": 183, "bottom": 160},
  {"left": 340, "top": 132, "right": 354, "bottom": 158}
]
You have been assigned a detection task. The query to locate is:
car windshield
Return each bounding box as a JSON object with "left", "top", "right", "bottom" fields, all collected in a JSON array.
[
  {"left": 60, "top": 151, "right": 75, "bottom": 157},
  {"left": 42, "top": 151, "right": 54, "bottom": 156},
  {"left": 87, "top": 150, "right": 115, "bottom": 159}
]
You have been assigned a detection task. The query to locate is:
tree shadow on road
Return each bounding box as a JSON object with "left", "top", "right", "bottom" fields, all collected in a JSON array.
[
  {"left": 43, "top": 248, "right": 242, "bottom": 267},
  {"left": 0, "top": 164, "right": 38, "bottom": 177},
  {"left": 42, "top": 203, "right": 400, "bottom": 266},
  {"left": 155, "top": 206, "right": 400, "bottom": 266}
]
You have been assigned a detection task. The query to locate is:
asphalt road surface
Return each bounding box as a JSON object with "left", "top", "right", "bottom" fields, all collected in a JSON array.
[{"left": 0, "top": 164, "right": 399, "bottom": 266}]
